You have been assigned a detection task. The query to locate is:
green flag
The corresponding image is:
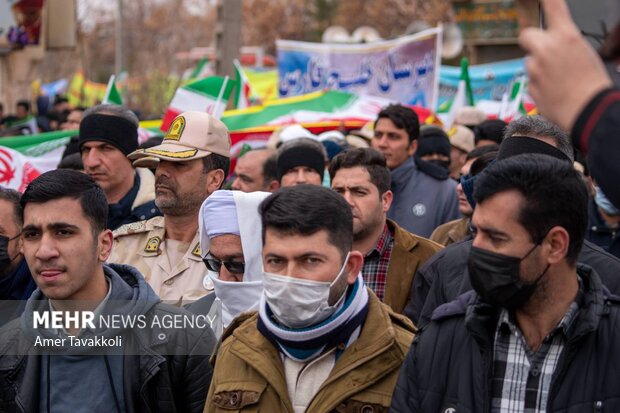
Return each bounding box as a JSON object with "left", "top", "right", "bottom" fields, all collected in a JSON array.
[{"left": 103, "top": 75, "right": 123, "bottom": 105}]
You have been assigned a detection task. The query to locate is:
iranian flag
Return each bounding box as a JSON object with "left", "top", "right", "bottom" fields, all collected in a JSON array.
[
  {"left": 437, "top": 58, "right": 474, "bottom": 128},
  {"left": 102, "top": 75, "right": 123, "bottom": 106},
  {"left": 0, "top": 131, "right": 72, "bottom": 191},
  {"left": 221, "top": 90, "right": 437, "bottom": 156},
  {"left": 161, "top": 76, "right": 235, "bottom": 131},
  {"left": 233, "top": 59, "right": 254, "bottom": 109},
  {"left": 499, "top": 76, "right": 527, "bottom": 122}
]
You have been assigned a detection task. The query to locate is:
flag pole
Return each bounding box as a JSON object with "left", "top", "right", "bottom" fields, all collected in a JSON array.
[{"left": 211, "top": 75, "right": 230, "bottom": 118}]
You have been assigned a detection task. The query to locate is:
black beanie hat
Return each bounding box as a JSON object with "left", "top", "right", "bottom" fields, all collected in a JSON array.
[
  {"left": 417, "top": 127, "right": 451, "bottom": 158},
  {"left": 79, "top": 113, "right": 138, "bottom": 156},
  {"left": 276, "top": 146, "right": 325, "bottom": 182}
]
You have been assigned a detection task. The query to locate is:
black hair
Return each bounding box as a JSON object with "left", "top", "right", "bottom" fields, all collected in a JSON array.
[
  {"left": 600, "top": 21, "right": 620, "bottom": 61},
  {"left": 466, "top": 143, "right": 500, "bottom": 161},
  {"left": 20, "top": 169, "right": 108, "bottom": 235},
  {"left": 474, "top": 154, "right": 587, "bottom": 265},
  {"left": 474, "top": 119, "right": 506, "bottom": 146},
  {"left": 374, "top": 104, "right": 420, "bottom": 143},
  {"left": 16, "top": 100, "right": 30, "bottom": 113},
  {"left": 329, "top": 148, "right": 391, "bottom": 195},
  {"left": 259, "top": 185, "right": 352, "bottom": 259},
  {"left": 202, "top": 153, "right": 231, "bottom": 189},
  {"left": 0, "top": 187, "right": 23, "bottom": 228},
  {"left": 469, "top": 151, "right": 498, "bottom": 177},
  {"left": 263, "top": 154, "right": 278, "bottom": 184},
  {"left": 54, "top": 96, "right": 69, "bottom": 105}
]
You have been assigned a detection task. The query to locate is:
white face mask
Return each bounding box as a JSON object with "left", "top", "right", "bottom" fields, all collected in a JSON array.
[{"left": 262, "top": 253, "right": 351, "bottom": 329}]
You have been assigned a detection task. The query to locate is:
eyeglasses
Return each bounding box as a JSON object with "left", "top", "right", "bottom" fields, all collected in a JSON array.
[{"left": 202, "top": 253, "right": 245, "bottom": 274}]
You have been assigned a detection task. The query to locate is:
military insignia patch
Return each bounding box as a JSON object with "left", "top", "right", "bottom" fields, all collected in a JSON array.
[
  {"left": 145, "top": 236, "right": 161, "bottom": 253},
  {"left": 192, "top": 243, "right": 201, "bottom": 257},
  {"left": 165, "top": 116, "right": 186, "bottom": 142}
]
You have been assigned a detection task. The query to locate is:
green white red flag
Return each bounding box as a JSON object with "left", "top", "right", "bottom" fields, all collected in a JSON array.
[
  {"left": 233, "top": 59, "right": 254, "bottom": 109},
  {"left": 160, "top": 76, "right": 235, "bottom": 131}
]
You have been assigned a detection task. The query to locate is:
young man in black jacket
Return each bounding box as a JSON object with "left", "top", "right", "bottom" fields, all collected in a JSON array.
[
  {"left": 392, "top": 154, "right": 620, "bottom": 412},
  {"left": 0, "top": 169, "right": 215, "bottom": 413}
]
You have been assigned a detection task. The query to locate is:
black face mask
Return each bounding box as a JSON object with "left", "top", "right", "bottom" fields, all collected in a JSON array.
[
  {"left": 0, "top": 234, "right": 20, "bottom": 276},
  {"left": 468, "top": 243, "right": 550, "bottom": 310},
  {"left": 427, "top": 159, "right": 451, "bottom": 171}
]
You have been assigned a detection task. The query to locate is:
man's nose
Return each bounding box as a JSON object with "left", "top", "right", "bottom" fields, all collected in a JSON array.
[
  {"left": 34, "top": 235, "right": 60, "bottom": 261},
  {"left": 296, "top": 170, "right": 307, "bottom": 183}
]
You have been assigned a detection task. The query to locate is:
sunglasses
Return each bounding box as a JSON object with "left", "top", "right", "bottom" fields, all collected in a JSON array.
[{"left": 202, "top": 253, "right": 245, "bottom": 274}]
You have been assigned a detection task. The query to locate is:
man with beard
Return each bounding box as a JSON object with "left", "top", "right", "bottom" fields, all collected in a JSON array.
[
  {"left": 107, "top": 112, "right": 230, "bottom": 303},
  {"left": 79, "top": 104, "right": 160, "bottom": 230},
  {"left": 330, "top": 148, "right": 442, "bottom": 314},
  {"left": 391, "top": 154, "right": 620, "bottom": 412},
  {"left": 0, "top": 187, "right": 36, "bottom": 325}
]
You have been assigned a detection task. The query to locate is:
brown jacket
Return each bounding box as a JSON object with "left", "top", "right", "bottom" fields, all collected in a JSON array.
[
  {"left": 429, "top": 217, "right": 470, "bottom": 247},
  {"left": 205, "top": 291, "right": 414, "bottom": 413},
  {"left": 384, "top": 219, "right": 443, "bottom": 314}
]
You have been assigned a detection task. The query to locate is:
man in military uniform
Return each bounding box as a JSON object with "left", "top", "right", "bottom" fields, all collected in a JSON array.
[{"left": 107, "top": 111, "right": 231, "bottom": 304}]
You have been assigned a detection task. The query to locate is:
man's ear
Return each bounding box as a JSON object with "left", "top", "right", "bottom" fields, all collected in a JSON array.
[
  {"left": 408, "top": 139, "right": 418, "bottom": 156},
  {"left": 266, "top": 180, "right": 280, "bottom": 193},
  {"left": 345, "top": 251, "right": 364, "bottom": 284},
  {"left": 381, "top": 190, "right": 393, "bottom": 214},
  {"left": 207, "top": 169, "right": 226, "bottom": 193},
  {"left": 98, "top": 229, "right": 114, "bottom": 262},
  {"left": 544, "top": 226, "right": 570, "bottom": 265}
]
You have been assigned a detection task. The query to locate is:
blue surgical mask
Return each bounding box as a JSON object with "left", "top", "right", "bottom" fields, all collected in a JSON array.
[{"left": 595, "top": 186, "right": 620, "bottom": 216}]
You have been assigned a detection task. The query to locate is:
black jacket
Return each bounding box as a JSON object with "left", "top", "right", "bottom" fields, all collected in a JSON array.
[
  {"left": 586, "top": 198, "right": 620, "bottom": 259},
  {"left": 0, "top": 264, "right": 216, "bottom": 413},
  {"left": 572, "top": 87, "right": 620, "bottom": 209},
  {"left": 406, "top": 238, "right": 620, "bottom": 327},
  {"left": 391, "top": 265, "right": 620, "bottom": 412}
]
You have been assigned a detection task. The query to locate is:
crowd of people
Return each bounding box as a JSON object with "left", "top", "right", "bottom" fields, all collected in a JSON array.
[
  {"left": 1, "top": 0, "right": 620, "bottom": 411},
  {"left": 0, "top": 96, "right": 85, "bottom": 136}
]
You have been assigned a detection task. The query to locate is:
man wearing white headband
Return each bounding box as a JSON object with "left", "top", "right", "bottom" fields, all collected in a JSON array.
[
  {"left": 188, "top": 190, "right": 270, "bottom": 338},
  {"left": 205, "top": 185, "right": 414, "bottom": 413}
]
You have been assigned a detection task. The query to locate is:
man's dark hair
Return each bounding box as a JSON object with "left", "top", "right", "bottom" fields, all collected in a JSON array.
[
  {"left": 0, "top": 187, "right": 23, "bottom": 228},
  {"left": 474, "top": 154, "right": 587, "bottom": 265},
  {"left": 469, "top": 151, "right": 498, "bottom": 177},
  {"left": 202, "top": 154, "right": 231, "bottom": 189},
  {"left": 503, "top": 115, "right": 574, "bottom": 162},
  {"left": 54, "top": 96, "right": 69, "bottom": 105},
  {"left": 374, "top": 104, "right": 420, "bottom": 143},
  {"left": 466, "top": 143, "right": 499, "bottom": 161},
  {"left": 263, "top": 154, "right": 277, "bottom": 184},
  {"left": 259, "top": 185, "right": 352, "bottom": 259},
  {"left": 16, "top": 100, "right": 30, "bottom": 113},
  {"left": 474, "top": 119, "right": 506, "bottom": 146},
  {"left": 20, "top": 169, "right": 108, "bottom": 235},
  {"left": 329, "top": 148, "right": 391, "bottom": 195}
]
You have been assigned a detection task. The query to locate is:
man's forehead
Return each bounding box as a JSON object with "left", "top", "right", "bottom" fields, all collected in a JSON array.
[
  {"left": 472, "top": 190, "right": 524, "bottom": 228},
  {"left": 375, "top": 118, "right": 405, "bottom": 132},
  {"left": 23, "top": 198, "right": 85, "bottom": 224},
  {"left": 333, "top": 167, "right": 373, "bottom": 185},
  {"left": 82, "top": 140, "right": 120, "bottom": 150}
]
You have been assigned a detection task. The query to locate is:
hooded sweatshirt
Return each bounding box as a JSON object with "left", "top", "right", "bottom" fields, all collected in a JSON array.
[
  {"left": 388, "top": 156, "right": 461, "bottom": 238},
  {"left": 21, "top": 264, "right": 159, "bottom": 413}
]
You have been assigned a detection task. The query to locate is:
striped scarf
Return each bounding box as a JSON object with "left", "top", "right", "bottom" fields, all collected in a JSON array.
[{"left": 257, "top": 274, "right": 369, "bottom": 362}]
